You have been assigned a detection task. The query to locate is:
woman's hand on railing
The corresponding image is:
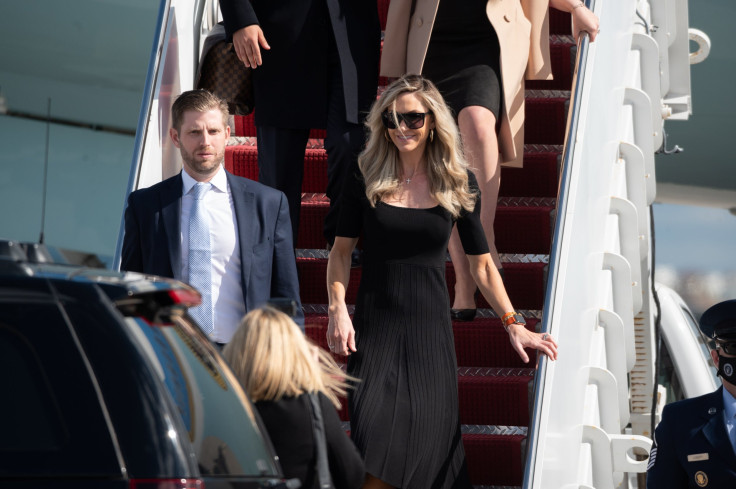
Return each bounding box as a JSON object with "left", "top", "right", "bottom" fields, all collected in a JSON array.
[
  {"left": 506, "top": 323, "right": 559, "bottom": 365},
  {"left": 549, "top": 1, "right": 600, "bottom": 43},
  {"left": 571, "top": 3, "right": 600, "bottom": 43}
]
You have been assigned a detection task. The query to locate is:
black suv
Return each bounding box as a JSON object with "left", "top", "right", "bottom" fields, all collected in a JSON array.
[{"left": 0, "top": 241, "right": 298, "bottom": 488}]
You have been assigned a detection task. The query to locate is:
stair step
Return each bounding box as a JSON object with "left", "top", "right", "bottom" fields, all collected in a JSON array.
[
  {"left": 463, "top": 429, "right": 526, "bottom": 486},
  {"left": 226, "top": 143, "right": 561, "bottom": 198},
  {"left": 452, "top": 320, "right": 541, "bottom": 368},
  {"left": 295, "top": 194, "right": 555, "bottom": 253},
  {"left": 231, "top": 95, "right": 568, "bottom": 144},
  {"left": 336, "top": 421, "right": 526, "bottom": 487},
  {"left": 500, "top": 147, "right": 561, "bottom": 198},
  {"left": 296, "top": 257, "right": 546, "bottom": 311},
  {"left": 461, "top": 368, "right": 534, "bottom": 426},
  {"left": 549, "top": 7, "right": 573, "bottom": 36},
  {"left": 326, "top": 369, "right": 532, "bottom": 428},
  {"left": 524, "top": 94, "right": 569, "bottom": 145},
  {"left": 446, "top": 261, "right": 548, "bottom": 311},
  {"left": 526, "top": 35, "right": 576, "bottom": 91},
  {"left": 305, "top": 313, "right": 541, "bottom": 369}
]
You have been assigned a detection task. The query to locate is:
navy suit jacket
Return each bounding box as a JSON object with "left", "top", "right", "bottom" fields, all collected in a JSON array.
[
  {"left": 121, "top": 170, "right": 304, "bottom": 326},
  {"left": 647, "top": 386, "right": 736, "bottom": 488}
]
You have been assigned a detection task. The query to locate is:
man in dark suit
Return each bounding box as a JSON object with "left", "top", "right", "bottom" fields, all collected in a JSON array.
[
  {"left": 647, "top": 299, "right": 736, "bottom": 488},
  {"left": 219, "top": 0, "right": 380, "bottom": 247},
  {"left": 121, "top": 90, "right": 303, "bottom": 344}
]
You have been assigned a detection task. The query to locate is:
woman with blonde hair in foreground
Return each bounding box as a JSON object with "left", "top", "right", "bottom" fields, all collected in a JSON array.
[{"left": 223, "top": 306, "right": 364, "bottom": 489}]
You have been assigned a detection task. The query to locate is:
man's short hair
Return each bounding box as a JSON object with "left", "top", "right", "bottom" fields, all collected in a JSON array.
[{"left": 171, "top": 89, "right": 229, "bottom": 132}]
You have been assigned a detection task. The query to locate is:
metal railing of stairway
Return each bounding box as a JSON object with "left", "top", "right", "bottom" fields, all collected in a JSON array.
[
  {"left": 520, "top": 0, "right": 700, "bottom": 485},
  {"left": 522, "top": 2, "right": 595, "bottom": 485}
]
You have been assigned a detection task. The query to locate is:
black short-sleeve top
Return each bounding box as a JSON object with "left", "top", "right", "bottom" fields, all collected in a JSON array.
[{"left": 336, "top": 168, "right": 489, "bottom": 267}]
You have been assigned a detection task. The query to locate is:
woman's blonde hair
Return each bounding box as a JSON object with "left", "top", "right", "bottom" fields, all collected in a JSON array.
[
  {"left": 222, "top": 306, "right": 354, "bottom": 408},
  {"left": 359, "top": 74, "right": 476, "bottom": 218}
]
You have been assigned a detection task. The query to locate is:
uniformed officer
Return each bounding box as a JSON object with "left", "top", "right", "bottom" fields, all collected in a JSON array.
[{"left": 647, "top": 299, "right": 736, "bottom": 488}]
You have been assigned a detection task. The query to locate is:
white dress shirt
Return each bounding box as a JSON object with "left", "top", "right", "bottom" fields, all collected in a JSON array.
[
  {"left": 181, "top": 166, "right": 245, "bottom": 343},
  {"left": 724, "top": 385, "right": 736, "bottom": 453}
]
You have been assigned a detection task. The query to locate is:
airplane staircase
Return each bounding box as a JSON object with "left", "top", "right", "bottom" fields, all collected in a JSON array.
[
  {"left": 222, "top": 5, "right": 576, "bottom": 487},
  {"left": 118, "top": 0, "right": 700, "bottom": 486}
]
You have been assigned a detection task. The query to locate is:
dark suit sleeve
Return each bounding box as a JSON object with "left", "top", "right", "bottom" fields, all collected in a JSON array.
[
  {"left": 271, "top": 191, "right": 305, "bottom": 327},
  {"left": 647, "top": 404, "right": 688, "bottom": 489},
  {"left": 321, "top": 394, "right": 365, "bottom": 489},
  {"left": 219, "top": 0, "right": 259, "bottom": 40},
  {"left": 121, "top": 191, "right": 144, "bottom": 273}
]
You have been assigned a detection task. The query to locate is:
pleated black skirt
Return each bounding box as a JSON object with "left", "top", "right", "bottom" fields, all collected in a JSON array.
[{"left": 348, "top": 262, "right": 470, "bottom": 489}]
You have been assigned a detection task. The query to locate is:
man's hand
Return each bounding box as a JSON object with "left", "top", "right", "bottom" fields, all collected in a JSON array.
[{"left": 232, "top": 25, "right": 270, "bottom": 68}]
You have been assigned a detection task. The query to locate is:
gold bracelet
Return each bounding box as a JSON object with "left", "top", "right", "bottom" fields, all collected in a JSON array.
[{"left": 573, "top": 1, "right": 585, "bottom": 10}]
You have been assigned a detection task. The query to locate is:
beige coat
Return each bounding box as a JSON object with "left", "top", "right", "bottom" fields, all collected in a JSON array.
[{"left": 381, "top": 0, "right": 553, "bottom": 167}]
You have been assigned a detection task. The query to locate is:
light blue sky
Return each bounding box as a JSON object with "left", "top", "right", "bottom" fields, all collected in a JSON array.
[{"left": 653, "top": 203, "right": 736, "bottom": 272}]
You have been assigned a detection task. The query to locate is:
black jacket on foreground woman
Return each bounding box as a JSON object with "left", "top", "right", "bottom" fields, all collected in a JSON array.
[{"left": 256, "top": 392, "right": 365, "bottom": 489}]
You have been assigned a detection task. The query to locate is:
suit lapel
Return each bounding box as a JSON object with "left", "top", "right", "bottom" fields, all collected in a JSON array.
[
  {"left": 161, "top": 174, "right": 183, "bottom": 281},
  {"left": 226, "top": 172, "right": 255, "bottom": 304},
  {"left": 325, "top": 0, "right": 358, "bottom": 123},
  {"left": 701, "top": 387, "right": 736, "bottom": 469}
]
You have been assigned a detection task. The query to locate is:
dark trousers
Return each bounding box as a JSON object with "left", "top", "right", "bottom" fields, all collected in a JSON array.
[{"left": 256, "top": 28, "right": 365, "bottom": 246}]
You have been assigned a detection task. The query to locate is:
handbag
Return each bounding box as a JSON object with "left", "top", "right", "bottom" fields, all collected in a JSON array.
[
  {"left": 196, "top": 23, "right": 254, "bottom": 116},
  {"left": 308, "top": 392, "right": 335, "bottom": 489}
]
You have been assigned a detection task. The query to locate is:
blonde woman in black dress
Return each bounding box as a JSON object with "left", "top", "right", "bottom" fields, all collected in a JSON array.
[{"left": 326, "top": 75, "right": 558, "bottom": 489}]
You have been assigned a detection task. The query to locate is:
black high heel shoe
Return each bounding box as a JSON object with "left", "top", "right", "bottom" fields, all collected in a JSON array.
[
  {"left": 450, "top": 308, "right": 477, "bottom": 321},
  {"left": 451, "top": 288, "right": 479, "bottom": 322}
]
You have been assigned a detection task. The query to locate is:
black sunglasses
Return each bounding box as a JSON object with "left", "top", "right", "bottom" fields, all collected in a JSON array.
[
  {"left": 381, "top": 111, "right": 430, "bottom": 130},
  {"left": 717, "top": 340, "right": 736, "bottom": 355}
]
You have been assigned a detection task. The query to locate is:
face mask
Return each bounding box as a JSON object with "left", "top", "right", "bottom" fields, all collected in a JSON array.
[{"left": 717, "top": 353, "right": 736, "bottom": 384}]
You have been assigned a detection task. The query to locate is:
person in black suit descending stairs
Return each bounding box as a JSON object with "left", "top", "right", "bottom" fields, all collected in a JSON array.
[{"left": 219, "top": 0, "right": 381, "bottom": 247}]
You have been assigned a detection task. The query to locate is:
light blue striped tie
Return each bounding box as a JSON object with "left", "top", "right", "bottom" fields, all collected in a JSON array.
[{"left": 188, "top": 182, "right": 213, "bottom": 335}]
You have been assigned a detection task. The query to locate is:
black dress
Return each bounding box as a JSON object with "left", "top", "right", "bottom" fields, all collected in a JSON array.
[
  {"left": 422, "top": 0, "right": 502, "bottom": 121},
  {"left": 337, "top": 170, "right": 488, "bottom": 488}
]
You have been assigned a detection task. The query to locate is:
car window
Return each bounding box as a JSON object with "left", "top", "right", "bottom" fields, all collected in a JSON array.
[
  {"left": 681, "top": 305, "right": 719, "bottom": 384},
  {"left": 657, "top": 338, "right": 684, "bottom": 404},
  {"left": 129, "top": 315, "right": 280, "bottom": 478},
  {"left": 0, "top": 300, "right": 122, "bottom": 478}
]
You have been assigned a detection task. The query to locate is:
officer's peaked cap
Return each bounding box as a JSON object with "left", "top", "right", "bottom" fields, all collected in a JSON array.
[{"left": 700, "top": 299, "right": 736, "bottom": 341}]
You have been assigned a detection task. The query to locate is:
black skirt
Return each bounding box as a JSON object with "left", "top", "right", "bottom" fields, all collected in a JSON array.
[{"left": 421, "top": 0, "right": 502, "bottom": 121}]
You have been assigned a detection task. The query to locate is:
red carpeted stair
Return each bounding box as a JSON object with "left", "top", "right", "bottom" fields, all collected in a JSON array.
[{"left": 224, "top": 4, "right": 573, "bottom": 487}]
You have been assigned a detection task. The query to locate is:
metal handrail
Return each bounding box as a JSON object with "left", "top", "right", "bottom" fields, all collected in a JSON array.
[{"left": 522, "top": 3, "right": 596, "bottom": 486}]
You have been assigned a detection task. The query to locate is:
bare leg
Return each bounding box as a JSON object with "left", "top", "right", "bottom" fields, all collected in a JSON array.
[
  {"left": 363, "top": 474, "right": 396, "bottom": 489},
  {"left": 450, "top": 105, "right": 502, "bottom": 310}
]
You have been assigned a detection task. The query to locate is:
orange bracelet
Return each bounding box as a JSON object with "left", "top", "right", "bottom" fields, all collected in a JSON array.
[{"left": 501, "top": 312, "right": 517, "bottom": 326}]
